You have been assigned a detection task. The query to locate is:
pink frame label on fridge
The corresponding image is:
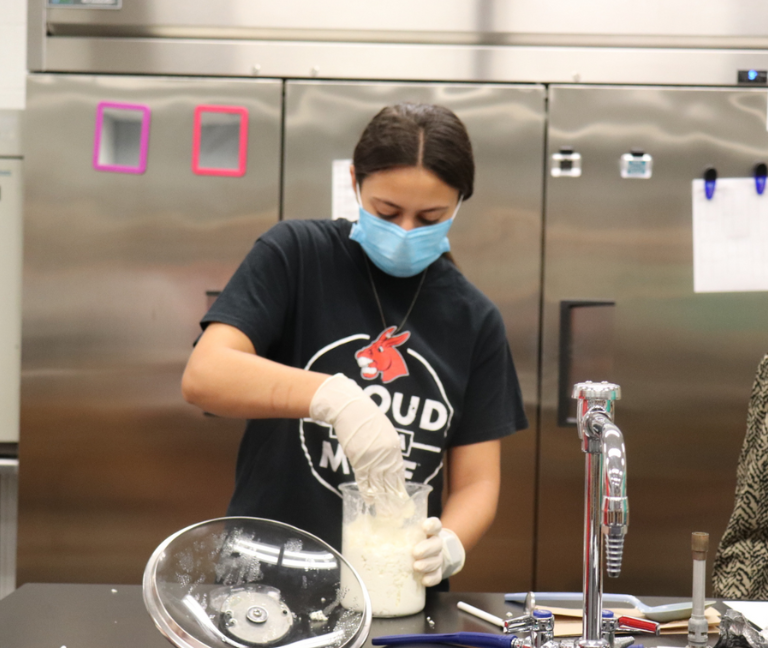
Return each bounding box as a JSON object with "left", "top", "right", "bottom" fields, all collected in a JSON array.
[
  {"left": 192, "top": 105, "right": 249, "bottom": 177},
  {"left": 93, "top": 101, "right": 151, "bottom": 174}
]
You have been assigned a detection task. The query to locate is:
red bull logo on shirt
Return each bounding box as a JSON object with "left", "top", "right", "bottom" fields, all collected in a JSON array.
[
  {"left": 299, "top": 330, "right": 454, "bottom": 497},
  {"left": 355, "top": 326, "right": 410, "bottom": 383}
]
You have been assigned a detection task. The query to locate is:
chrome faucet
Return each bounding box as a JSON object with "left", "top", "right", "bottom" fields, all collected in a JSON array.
[
  {"left": 462, "top": 382, "right": 651, "bottom": 648},
  {"left": 573, "top": 381, "right": 628, "bottom": 648}
]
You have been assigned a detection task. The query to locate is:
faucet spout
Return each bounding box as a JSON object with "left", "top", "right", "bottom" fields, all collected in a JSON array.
[{"left": 591, "top": 414, "right": 628, "bottom": 578}]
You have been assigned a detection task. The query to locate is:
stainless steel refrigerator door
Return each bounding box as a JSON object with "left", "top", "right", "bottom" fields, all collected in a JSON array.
[
  {"left": 22, "top": 75, "right": 282, "bottom": 584},
  {"left": 539, "top": 85, "right": 768, "bottom": 595},
  {"left": 283, "top": 81, "right": 545, "bottom": 590}
]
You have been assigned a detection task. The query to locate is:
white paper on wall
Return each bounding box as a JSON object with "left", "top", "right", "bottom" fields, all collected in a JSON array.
[
  {"left": 692, "top": 177, "right": 768, "bottom": 293},
  {"left": 331, "top": 158, "right": 359, "bottom": 222},
  {"left": 0, "top": 0, "right": 27, "bottom": 110}
]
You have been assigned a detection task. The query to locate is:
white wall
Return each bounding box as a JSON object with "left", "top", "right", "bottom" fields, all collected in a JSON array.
[{"left": 0, "top": 0, "right": 27, "bottom": 109}]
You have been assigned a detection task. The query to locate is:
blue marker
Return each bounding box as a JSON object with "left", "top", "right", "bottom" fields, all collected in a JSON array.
[
  {"left": 754, "top": 163, "right": 767, "bottom": 195},
  {"left": 704, "top": 167, "right": 717, "bottom": 200}
]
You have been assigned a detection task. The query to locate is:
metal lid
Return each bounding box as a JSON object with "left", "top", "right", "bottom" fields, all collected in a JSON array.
[{"left": 143, "top": 517, "right": 371, "bottom": 648}]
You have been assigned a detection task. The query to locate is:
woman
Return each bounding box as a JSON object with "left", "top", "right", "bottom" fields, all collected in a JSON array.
[{"left": 182, "top": 102, "right": 528, "bottom": 588}]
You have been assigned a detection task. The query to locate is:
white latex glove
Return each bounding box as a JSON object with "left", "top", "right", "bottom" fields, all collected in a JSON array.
[
  {"left": 309, "top": 373, "right": 407, "bottom": 501},
  {"left": 412, "top": 517, "right": 466, "bottom": 587}
]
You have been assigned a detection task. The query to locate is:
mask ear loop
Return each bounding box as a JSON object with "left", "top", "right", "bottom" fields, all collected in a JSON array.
[{"left": 450, "top": 196, "right": 463, "bottom": 221}]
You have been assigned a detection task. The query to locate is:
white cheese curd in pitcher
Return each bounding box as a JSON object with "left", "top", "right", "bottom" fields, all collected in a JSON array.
[{"left": 340, "top": 510, "right": 425, "bottom": 617}]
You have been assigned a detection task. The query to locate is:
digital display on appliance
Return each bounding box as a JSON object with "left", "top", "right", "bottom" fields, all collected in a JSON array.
[{"left": 737, "top": 70, "right": 768, "bottom": 84}]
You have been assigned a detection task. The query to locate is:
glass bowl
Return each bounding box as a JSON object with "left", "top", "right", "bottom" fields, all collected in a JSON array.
[{"left": 143, "top": 517, "right": 371, "bottom": 648}]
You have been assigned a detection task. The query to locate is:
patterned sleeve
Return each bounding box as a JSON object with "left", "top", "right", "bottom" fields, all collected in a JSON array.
[{"left": 712, "top": 354, "right": 768, "bottom": 599}]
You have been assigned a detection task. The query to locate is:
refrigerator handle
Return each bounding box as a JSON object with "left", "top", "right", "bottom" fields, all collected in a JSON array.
[{"left": 557, "top": 300, "right": 616, "bottom": 427}]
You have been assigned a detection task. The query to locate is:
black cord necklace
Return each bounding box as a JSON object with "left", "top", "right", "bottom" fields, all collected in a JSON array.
[{"left": 363, "top": 255, "right": 428, "bottom": 336}]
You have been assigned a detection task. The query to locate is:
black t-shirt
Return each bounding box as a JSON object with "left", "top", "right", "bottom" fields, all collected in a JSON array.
[{"left": 201, "top": 218, "right": 528, "bottom": 550}]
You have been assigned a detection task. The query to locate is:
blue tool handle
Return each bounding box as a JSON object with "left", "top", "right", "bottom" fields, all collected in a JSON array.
[{"left": 372, "top": 632, "right": 513, "bottom": 648}]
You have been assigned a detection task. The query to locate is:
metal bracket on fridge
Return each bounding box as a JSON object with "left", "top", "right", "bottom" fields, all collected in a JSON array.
[
  {"left": 551, "top": 147, "right": 582, "bottom": 178},
  {"left": 0, "top": 457, "right": 18, "bottom": 600}
]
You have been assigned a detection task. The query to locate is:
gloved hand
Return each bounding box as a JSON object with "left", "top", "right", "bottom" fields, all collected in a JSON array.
[
  {"left": 309, "top": 373, "right": 407, "bottom": 501},
  {"left": 412, "top": 517, "right": 466, "bottom": 587}
]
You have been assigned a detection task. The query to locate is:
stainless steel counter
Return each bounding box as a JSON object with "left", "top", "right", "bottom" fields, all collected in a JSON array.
[{"left": 0, "top": 584, "right": 703, "bottom": 648}]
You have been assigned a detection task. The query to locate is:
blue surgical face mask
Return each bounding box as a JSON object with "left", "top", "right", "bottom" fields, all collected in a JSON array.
[{"left": 349, "top": 186, "right": 462, "bottom": 278}]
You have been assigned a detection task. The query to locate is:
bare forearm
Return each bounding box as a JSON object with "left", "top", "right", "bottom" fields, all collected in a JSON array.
[
  {"left": 440, "top": 477, "right": 499, "bottom": 553},
  {"left": 439, "top": 439, "right": 502, "bottom": 553},
  {"left": 181, "top": 324, "right": 329, "bottom": 419}
]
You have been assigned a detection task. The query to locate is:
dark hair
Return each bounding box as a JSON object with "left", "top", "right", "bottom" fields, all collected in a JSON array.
[{"left": 353, "top": 102, "right": 475, "bottom": 200}]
